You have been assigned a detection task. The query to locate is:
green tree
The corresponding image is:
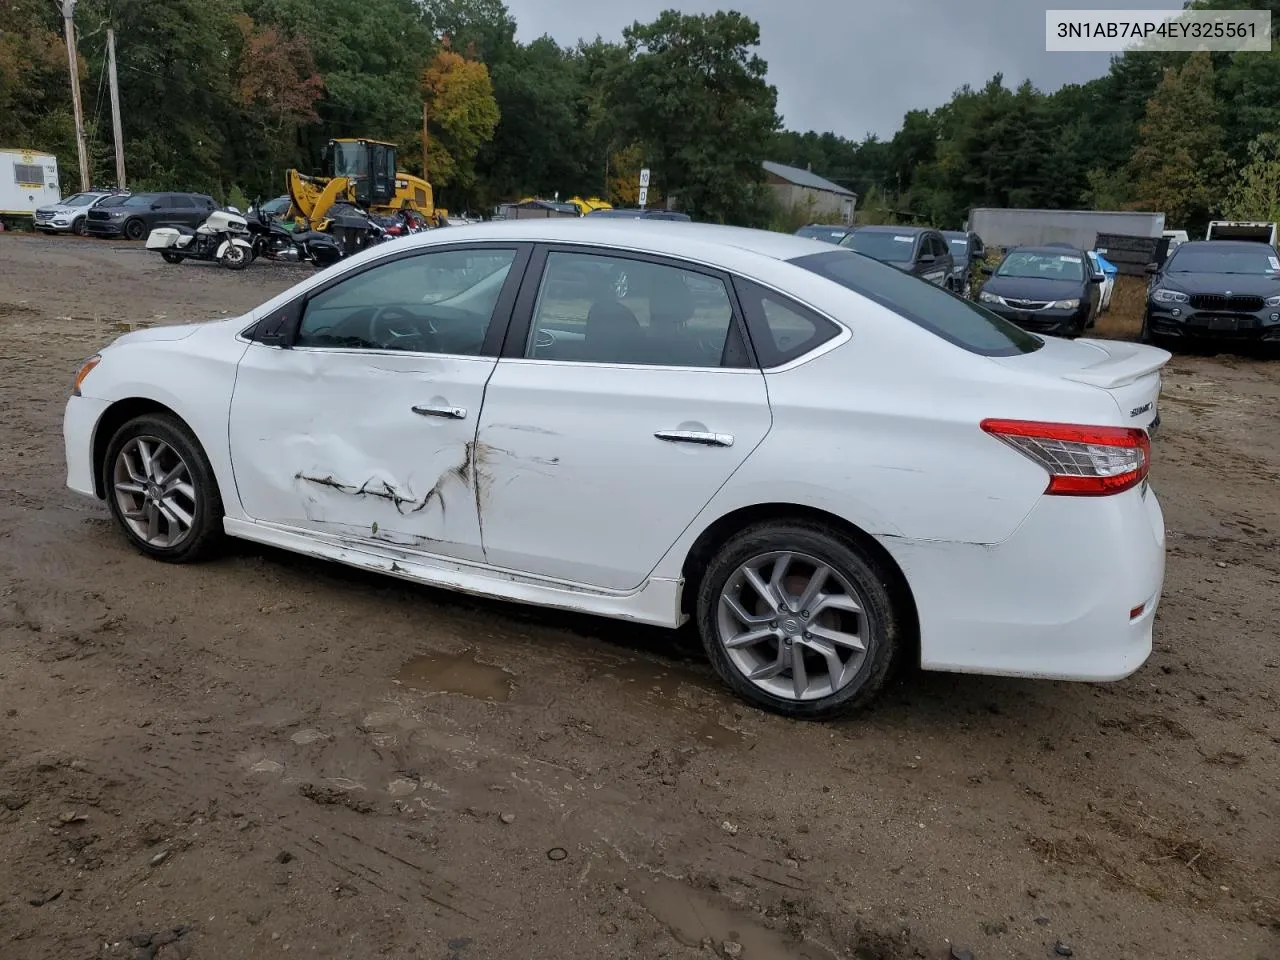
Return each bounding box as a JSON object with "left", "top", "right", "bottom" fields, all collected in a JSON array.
[
  {"left": 1223, "top": 132, "right": 1280, "bottom": 221},
  {"left": 1130, "top": 51, "right": 1229, "bottom": 230},
  {"left": 603, "top": 10, "right": 779, "bottom": 224}
]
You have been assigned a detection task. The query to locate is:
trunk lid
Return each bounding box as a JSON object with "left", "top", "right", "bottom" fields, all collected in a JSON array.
[{"left": 991, "top": 336, "right": 1171, "bottom": 429}]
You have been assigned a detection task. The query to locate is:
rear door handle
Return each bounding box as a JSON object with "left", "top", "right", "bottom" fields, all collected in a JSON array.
[
  {"left": 412, "top": 405, "right": 467, "bottom": 420},
  {"left": 654, "top": 430, "right": 734, "bottom": 448}
]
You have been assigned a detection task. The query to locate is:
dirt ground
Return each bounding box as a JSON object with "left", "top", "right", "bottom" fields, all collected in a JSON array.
[{"left": 1, "top": 234, "right": 1277, "bottom": 960}]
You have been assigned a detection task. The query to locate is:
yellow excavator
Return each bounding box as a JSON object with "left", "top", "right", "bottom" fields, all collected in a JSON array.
[
  {"left": 517, "top": 195, "right": 613, "bottom": 216},
  {"left": 286, "top": 138, "right": 446, "bottom": 230}
]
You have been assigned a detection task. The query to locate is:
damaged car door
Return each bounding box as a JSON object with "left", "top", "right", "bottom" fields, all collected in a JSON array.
[
  {"left": 227, "top": 244, "right": 529, "bottom": 562},
  {"left": 474, "top": 247, "right": 772, "bottom": 590}
]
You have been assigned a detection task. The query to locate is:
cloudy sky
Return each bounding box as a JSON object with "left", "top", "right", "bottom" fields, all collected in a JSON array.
[{"left": 502, "top": 0, "right": 1179, "bottom": 140}]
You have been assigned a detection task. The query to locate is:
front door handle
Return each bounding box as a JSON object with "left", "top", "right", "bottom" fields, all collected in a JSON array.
[
  {"left": 654, "top": 430, "right": 734, "bottom": 448},
  {"left": 412, "top": 405, "right": 467, "bottom": 420}
]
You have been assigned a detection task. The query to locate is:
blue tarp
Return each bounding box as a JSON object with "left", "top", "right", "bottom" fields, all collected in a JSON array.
[{"left": 1091, "top": 251, "right": 1119, "bottom": 278}]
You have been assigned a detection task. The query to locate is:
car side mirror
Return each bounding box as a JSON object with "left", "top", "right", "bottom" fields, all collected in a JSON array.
[
  {"left": 1090, "top": 274, "right": 1104, "bottom": 283},
  {"left": 918, "top": 252, "right": 935, "bottom": 263},
  {"left": 150, "top": 202, "right": 162, "bottom": 210},
  {"left": 1145, "top": 262, "right": 1159, "bottom": 274}
]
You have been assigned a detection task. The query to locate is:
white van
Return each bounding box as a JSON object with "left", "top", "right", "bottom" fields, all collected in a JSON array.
[{"left": 0, "top": 149, "right": 61, "bottom": 218}]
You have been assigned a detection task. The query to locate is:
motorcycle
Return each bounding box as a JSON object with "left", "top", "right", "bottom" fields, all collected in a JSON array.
[
  {"left": 145, "top": 208, "right": 254, "bottom": 270},
  {"left": 245, "top": 200, "right": 343, "bottom": 269}
]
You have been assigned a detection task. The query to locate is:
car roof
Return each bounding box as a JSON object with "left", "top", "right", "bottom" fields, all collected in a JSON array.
[
  {"left": 1005, "top": 245, "right": 1086, "bottom": 256},
  {"left": 1177, "top": 239, "right": 1273, "bottom": 250},
  {"left": 400, "top": 218, "right": 835, "bottom": 266},
  {"left": 855, "top": 225, "right": 931, "bottom": 235}
]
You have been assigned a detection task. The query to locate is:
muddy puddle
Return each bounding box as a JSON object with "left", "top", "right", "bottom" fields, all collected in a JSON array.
[
  {"left": 394, "top": 649, "right": 514, "bottom": 702},
  {"left": 633, "top": 877, "right": 837, "bottom": 959}
]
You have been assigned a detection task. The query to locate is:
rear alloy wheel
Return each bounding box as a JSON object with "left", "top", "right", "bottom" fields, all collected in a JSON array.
[
  {"left": 697, "top": 522, "right": 901, "bottom": 719},
  {"left": 123, "top": 218, "right": 145, "bottom": 241},
  {"left": 103, "top": 413, "right": 223, "bottom": 563}
]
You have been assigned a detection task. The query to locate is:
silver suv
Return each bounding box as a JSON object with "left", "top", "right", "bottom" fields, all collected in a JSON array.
[{"left": 34, "top": 191, "right": 128, "bottom": 236}]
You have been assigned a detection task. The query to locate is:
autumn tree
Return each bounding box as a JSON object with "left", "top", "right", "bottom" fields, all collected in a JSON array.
[
  {"left": 603, "top": 10, "right": 779, "bottom": 224},
  {"left": 1129, "top": 52, "right": 1229, "bottom": 230},
  {"left": 422, "top": 44, "right": 500, "bottom": 194}
]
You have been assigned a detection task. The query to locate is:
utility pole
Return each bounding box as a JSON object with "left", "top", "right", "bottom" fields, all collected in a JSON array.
[
  {"left": 58, "top": 0, "right": 91, "bottom": 191},
  {"left": 106, "top": 28, "right": 126, "bottom": 189},
  {"left": 422, "top": 103, "right": 430, "bottom": 183}
]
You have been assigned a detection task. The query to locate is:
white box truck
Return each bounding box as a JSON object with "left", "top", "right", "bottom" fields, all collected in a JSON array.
[
  {"left": 1204, "top": 220, "right": 1277, "bottom": 245},
  {"left": 0, "top": 148, "right": 61, "bottom": 219}
]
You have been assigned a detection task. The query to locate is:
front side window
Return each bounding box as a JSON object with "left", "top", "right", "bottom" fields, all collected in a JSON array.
[
  {"left": 525, "top": 252, "right": 738, "bottom": 367},
  {"left": 296, "top": 248, "right": 516, "bottom": 354},
  {"left": 790, "top": 248, "right": 1043, "bottom": 357}
]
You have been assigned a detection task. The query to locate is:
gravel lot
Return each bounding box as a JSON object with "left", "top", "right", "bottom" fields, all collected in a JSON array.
[{"left": 1, "top": 234, "right": 1277, "bottom": 960}]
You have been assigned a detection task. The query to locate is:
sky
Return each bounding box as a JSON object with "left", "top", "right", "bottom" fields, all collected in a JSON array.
[{"left": 501, "top": 0, "right": 1182, "bottom": 141}]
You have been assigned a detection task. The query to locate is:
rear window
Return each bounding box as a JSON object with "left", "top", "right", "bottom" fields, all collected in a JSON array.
[
  {"left": 839, "top": 230, "right": 917, "bottom": 263},
  {"left": 789, "top": 249, "right": 1043, "bottom": 357}
]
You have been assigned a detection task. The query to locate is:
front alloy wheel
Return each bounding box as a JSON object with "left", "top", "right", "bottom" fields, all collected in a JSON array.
[
  {"left": 220, "top": 243, "right": 249, "bottom": 270},
  {"left": 103, "top": 413, "right": 223, "bottom": 562},
  {"left": 697, "top": 521, "right": 902, "bottom": 719}
]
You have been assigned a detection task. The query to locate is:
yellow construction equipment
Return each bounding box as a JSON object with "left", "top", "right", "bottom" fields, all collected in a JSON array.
[
  {"left": 286, "top": 138, "right": 445, "bottom": 230},
  {"left": 568, "top": 196, "right": 612, "bottom": 215}
]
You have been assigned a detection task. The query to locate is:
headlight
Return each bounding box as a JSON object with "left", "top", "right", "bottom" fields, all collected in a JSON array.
[
  {"left": 1266, "top": 295, "right": 1280, "bottom": 307},
  {"left": 979, "top": 291, "right": 1000, "bottom": 304},
  {"left": 1153, "top": 288, "right": 1188, "bottom": 304},
  {"left": 1050, "top": 299, "right": 1080, "bottom": 310}
]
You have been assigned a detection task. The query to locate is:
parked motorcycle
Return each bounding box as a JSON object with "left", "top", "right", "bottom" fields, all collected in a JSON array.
[
  {"left": 245, "top": 200, "right": 343, "bottom": 269},
  {"left": 145, "top": 208, "right": 254, "bottom": 270}
]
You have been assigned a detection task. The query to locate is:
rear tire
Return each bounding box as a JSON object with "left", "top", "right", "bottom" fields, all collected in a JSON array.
[
  {"left": 123, "top": 218, "right": 145, "bottom": 241},
  {"left": 160, "top": 251, "right": 184, "bottom": 264},
  {"left": 102, "top": 413, "right": 224, "bottom": 563},
  {"left": 695, "top": 521, "right": 902, "bottom": 720}
]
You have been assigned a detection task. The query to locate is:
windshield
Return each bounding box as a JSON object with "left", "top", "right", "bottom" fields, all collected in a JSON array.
[
  {"left": 996, "top": 251, "right": 1085, "bottom": 282},
  {"left": 62, "top": 193, "right": 96, "bottom": 207},
  {"left": 791, "top": 248, "right": 1042, "bottom": 357},
  {"left": 122, "top": 194, "right": 156, "bottom": 208},
  {"left": 797, "top": 226, "right": 850, "bottom": 243},
  {"left": 947, "top": 238, "right": 968, "bottom": 254},
  {"left": 331, "top": 141, "right": 368, "bottom": 179},
  {"left": 97, "top": 195, "right": 128, "bottom": 208},
  {"left": 840, "top": 231, "right": 916, "bottom": 262},
  {"left": 1166, "top": 246, "right": 1279, "bottom": 275}
]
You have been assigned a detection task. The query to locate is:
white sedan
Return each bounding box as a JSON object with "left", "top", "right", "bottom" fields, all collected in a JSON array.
[{"left": 63, "top": 219, "right": 1171, "bottom": 719}]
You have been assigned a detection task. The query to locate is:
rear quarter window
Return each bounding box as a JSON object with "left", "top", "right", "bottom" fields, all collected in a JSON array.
[
  {"left": 789, "top": 249, "right": 1043, "bottom": 357},
  {"left": 733, "top": 278, "right": 841, "bottom": 367}
]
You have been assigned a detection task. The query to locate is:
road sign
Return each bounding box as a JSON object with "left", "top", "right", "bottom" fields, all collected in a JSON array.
[
  {"left": 638, "top": 186, "right": 649, "bottom": 208},
  {"left": 639, "top": 168, "right": 651, "bottom": 188}
]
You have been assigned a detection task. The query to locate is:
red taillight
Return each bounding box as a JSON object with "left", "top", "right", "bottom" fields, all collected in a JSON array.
[{"left": 981, "top": 419, "right": 1151, "bottom": 497}]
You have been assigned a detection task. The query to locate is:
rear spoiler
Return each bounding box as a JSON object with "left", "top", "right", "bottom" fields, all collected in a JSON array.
[{"left": 1060, "top": 339, "right": 1172, "bottom": 389}]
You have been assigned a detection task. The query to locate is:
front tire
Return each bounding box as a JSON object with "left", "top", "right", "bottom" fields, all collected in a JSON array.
[
  {"left": 220, "top": 243, "right": 249, "bottom": 270},
  {"left": 102, "top": 413, "right": 224, "bottom": 563},
  {"left": 123, "top": 218, "right": 145, "bottom": 241},
  {"left": 695, "top": 521, "right": 902, "bottom": 720},
  {"left": 72, "top": 217, "right": 86, "bottom": 236}
]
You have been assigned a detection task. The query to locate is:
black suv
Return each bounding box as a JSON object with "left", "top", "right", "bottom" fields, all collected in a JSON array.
[
  {"left": 942, "top": 230, "right": 986, "bottom": 295},
  {"left": 86, "top": 191, "right": 217, "bottom": 240},
  {"left": 838, "top": 225, "right": 954, "bottom": 286},
  {"left": 1143, "top": 240, "right": 1280, "bottom": 346},
  {"left": 976, "top": 245, "right": 1103, "bottom": 337}
]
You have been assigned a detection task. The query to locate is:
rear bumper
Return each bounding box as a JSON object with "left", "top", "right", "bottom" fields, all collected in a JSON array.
[
  {"left": 883, "top": 486, "right": 1165, "bottom": 681},
  {"left": 64, "top": 395, "right": 110, "bottom": 498},
  {"left": 1147, "top": 306, "right": 1280, "bottom": 341}
]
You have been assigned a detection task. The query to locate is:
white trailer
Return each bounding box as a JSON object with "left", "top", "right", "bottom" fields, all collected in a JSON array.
[
  {"left": 1204, "top": 220, "right": 1277, "bottom": 245},
  {"left": 0, "top": 148, "right": 61, "bottom": 218}
]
